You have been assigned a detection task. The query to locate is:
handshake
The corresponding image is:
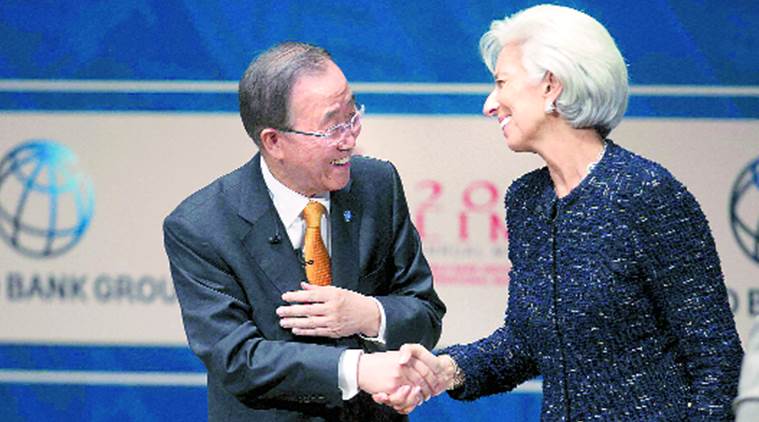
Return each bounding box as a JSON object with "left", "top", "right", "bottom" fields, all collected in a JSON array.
[{"left": 356, "top": 344, "right": 462, "bottom": 414}]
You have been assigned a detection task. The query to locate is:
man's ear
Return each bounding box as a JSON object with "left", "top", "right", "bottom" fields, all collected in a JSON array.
[
  {"left": 259, "top": 128, "right": 284, "bottom": 160},
  {"left": 543, "top": 71, "right": 563, "bottom": 104}
]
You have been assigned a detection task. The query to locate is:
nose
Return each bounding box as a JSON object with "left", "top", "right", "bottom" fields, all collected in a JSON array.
[
  {"left": 483, "top": 90, "right": 498, "bottom": 117},
  {"left": 337, "top": 128, "right": 358, "bottom": 150}
]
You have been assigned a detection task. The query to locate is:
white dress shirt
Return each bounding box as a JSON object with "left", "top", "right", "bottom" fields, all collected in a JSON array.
[{"left": 260, "top": 157, "right": 386, "bottom": 400}]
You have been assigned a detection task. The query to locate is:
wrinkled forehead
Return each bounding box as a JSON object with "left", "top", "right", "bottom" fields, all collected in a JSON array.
[{"left": 290, "top": 62, "right": 354, "bottom": 123}]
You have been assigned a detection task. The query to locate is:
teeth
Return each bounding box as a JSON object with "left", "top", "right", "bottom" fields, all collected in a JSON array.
[
  {"left": 500, "top": 116, "right": 512, "bottom": 129},
  {"left": 332, "top": 156, "right": 350, "bottom": 165}
]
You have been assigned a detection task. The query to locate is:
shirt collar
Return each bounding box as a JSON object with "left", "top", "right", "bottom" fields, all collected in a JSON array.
[{"left": 260, "top": 157, "right": 330, "bottom": 228}]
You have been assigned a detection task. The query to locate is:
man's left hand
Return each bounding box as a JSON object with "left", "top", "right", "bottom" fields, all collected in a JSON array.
[{"left": 277, "top": 282, "right": 381, "bottom": 338}]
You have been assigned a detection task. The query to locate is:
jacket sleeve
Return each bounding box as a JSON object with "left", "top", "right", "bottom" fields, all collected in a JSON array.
[
  {"left": 164, "top": 214, "right": 345, "bottom": 408},
  {"left": 373, "top": 161, "right": 446, "bottom": 350},
  {"left": 436, "top": 182, "right": 538, "bottom": 400},
  {"left": 636, "top": 175, "right": 743, "bottom": 420},
  {"left": 438, "top": 278, "right": 539, "bottom": 400}
]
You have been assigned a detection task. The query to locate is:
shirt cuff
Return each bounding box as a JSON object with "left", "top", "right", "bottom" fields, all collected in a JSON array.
[
  {"left": 358, "top": 297, "right": 387, "bottom": 344},
  {"left": 338, "top": 349, "right": 363, "bottom": 400}
]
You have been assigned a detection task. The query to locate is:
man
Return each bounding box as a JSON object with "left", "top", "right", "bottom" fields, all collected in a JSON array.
[{"left": 163, "top": 42, "right": 445, "bottom": 421}]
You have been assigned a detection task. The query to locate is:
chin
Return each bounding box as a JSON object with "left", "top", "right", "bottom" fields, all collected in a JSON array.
[
  {"left": 325, "top": 174, "right": 351, "bottom": 192},
  {"left": 504, "top": 137, "right": 525, "bottom": 153},
  {"left": 504, "top": 132, "right": 535, "bottom": 153}
]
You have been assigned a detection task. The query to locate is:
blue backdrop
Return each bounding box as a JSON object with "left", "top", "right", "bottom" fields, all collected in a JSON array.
[
  {"left": 1, "top": 1, "right": 757, "bottom": 420},
  {"left": 1, "top": 0, "right": 757, "bottom": 116}
]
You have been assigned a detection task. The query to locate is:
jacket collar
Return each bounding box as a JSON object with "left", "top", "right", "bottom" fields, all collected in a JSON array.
[
  {"left": 236, "top": 153, "right": 360, "bottom": 293},
  {"left": 329, "top": 177, "right": 360, "bottom": 292}
]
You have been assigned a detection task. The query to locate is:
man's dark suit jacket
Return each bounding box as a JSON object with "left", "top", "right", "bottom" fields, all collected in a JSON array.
[{"left": 163, "top": 154, "right": 446, "bottom": 421}]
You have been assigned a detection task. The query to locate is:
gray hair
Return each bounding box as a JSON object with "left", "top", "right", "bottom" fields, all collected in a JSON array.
[
  {"left": 480, "top": 5, "right": 628, "bottom": 138},
  {"left": 239, "top": 42, "right": 333, "bottom": 146}
]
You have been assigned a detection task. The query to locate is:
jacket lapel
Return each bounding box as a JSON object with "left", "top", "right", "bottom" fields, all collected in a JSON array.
[
  {"left": 330, "top": 179, "right": 360, "bottom": 292},
  {"left": 237, "top": 154, "right": 305, "bottom": 295}
]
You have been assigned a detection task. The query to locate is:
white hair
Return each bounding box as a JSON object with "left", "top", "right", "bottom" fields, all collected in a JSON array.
[{"left": 480, "top": 4, "right": 628, "bottom": 137}]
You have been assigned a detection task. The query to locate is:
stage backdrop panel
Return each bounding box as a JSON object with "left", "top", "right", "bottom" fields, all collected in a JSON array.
[{"left": 2, "top": 114, "right": 757, "bottom": 421}]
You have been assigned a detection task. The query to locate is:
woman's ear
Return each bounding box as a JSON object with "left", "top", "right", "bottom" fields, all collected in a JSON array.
[{"left": 543, "top": 71, "right": 563, "bottom": 104}]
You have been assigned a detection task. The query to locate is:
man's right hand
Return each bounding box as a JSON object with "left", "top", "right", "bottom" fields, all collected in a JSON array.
[
  {"left": 367, "top": 344, "right": 458, "bottom": 414},
  {"left": 357, "top": 349, "right": 438, "bottom": 400}
]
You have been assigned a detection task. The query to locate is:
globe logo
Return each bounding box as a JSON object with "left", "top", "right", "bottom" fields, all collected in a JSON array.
[
  {"left": 730, "top": 157, "right": 759, "bottom": 265},
  {"left": 0, "top": 140, "right": 94, "bottom": 258}
]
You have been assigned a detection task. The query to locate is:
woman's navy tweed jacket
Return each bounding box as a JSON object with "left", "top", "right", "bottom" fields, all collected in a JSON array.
[{"left": 442, "top": 141, "right": 743, "bottom": 420}]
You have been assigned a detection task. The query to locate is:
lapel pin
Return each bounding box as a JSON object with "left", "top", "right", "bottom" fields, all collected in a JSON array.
[{"left": 343, "top": 210, "right": 352, "bottom": 222}]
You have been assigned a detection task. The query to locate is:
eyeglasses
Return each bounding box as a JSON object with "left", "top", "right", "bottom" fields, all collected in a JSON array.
[{"left": 279, "top": 104, "right": 364, "bottom": 140}]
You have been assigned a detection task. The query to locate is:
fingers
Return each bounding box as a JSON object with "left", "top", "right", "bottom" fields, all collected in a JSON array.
[
  {"left": 281, "top": 289, "right": 319, "bottom": 304},
  {"left": 372, "top": 391, "right": 389, "bottom": 403},
  {"left": 401, "top": 344, "right": 437, "bottom": 366},
  {"left": 399, "top": 344, "right": 449, "bottom": 394},
  {"left": 279, "top": 286, "right": 366, "bottom": 338},
  {"left": 279, "top": 315, "right": 330, "bottom": 329},
  {"left": 365, "top": 345, "right": 436, "bottom": 399},
  {"left": 401, "top": 344, "right": 442, "bottom": 376},
  {"left": 392, "top": 357, "right": 433, "bottom": 399},
  {"left": 281, "top": 284, "right": 341, "bottom": 304},
  {"left": 399, "top": 366, "right": 428, "bottom": 398},
  {"left": 277, "top": 303, "right": 330, "bottom": 334},
  {"left": 290, "top": 327, "right": 339, "bottom": 337},
  {"left": 299, "top": 281, "right": 317, "bottom": 290},
  {"left": 358, "top": 351, "right": 441, "bottom": 407},
  {"left": 399, "top": 348, "right": 412, "bottom": 365},
  {"left": 276, "top": 303, "right": 328, "bottom": 318},
  {"left": 401, "top": 386, "right": 425, "bottom": 414},
  {"left": 376, "top": 385, "right": 423, "bottom": 414},
  {"left": 279, "top": 314, "right": 343, "bottom": 337},
  {"left": 403, "top": 356, "right": 439, "bottom": 398}
]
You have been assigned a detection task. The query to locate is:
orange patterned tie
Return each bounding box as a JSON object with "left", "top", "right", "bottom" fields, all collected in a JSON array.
[{"left": 302, "top": 201, "right": 331, "bottom": 286}]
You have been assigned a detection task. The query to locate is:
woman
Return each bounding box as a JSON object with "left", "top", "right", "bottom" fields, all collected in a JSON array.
[{"left": 375, "top": 4, "right": 743, "bottom": 420}]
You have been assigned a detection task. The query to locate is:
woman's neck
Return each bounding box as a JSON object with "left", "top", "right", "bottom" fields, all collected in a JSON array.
[{"left": 536, "top": 126, "right": 605, "bottom": 198}]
